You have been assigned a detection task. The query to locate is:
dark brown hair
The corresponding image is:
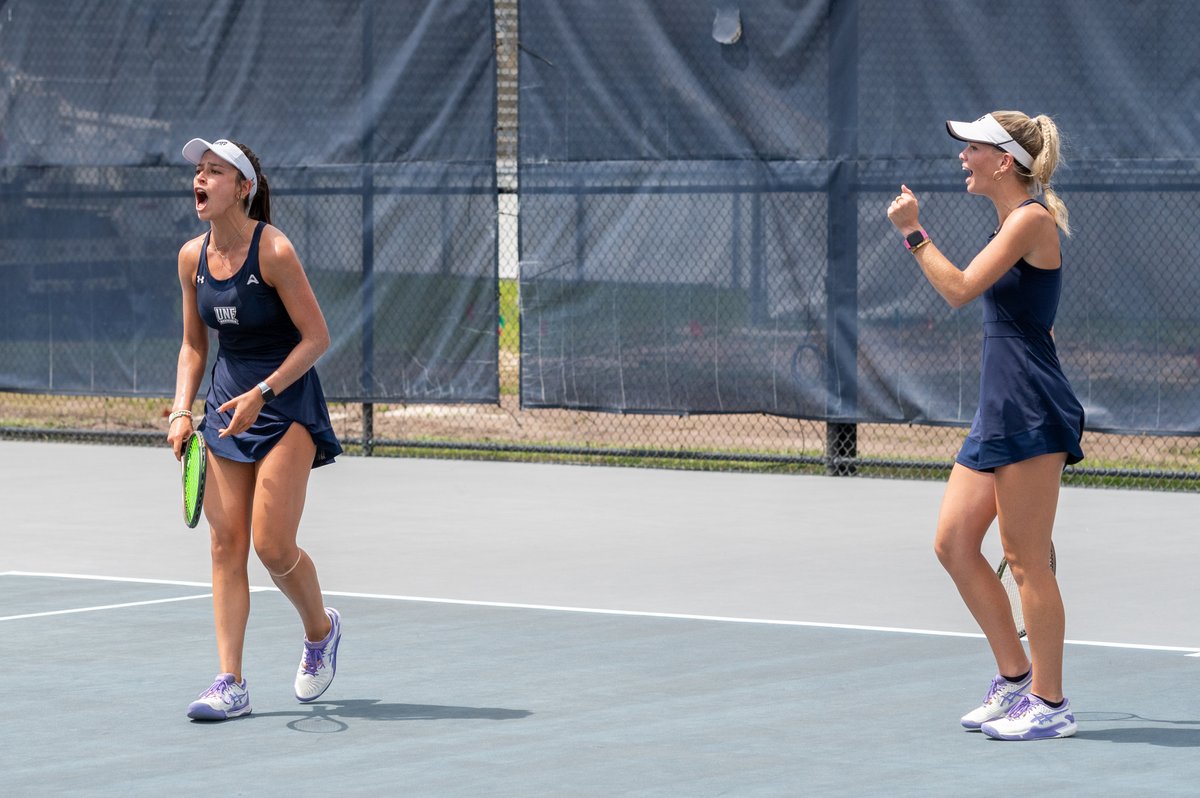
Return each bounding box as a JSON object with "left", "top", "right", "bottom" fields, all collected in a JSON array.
[{"left": 230, "top": 141, "right": 271, "bottom": 225}]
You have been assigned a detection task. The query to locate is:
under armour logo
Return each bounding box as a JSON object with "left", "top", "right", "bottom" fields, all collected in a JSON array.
[
  {"left": 196, "top": 274, "right": 205, "bottom": 284},
  {"left": 247, "top": 274, "right": 260, "bottom": 285}
]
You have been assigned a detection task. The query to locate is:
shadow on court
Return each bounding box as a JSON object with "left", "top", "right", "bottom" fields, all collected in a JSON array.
[
  {"left": 1073, "top": 712, "right": 1200, "bottom": 748},
  {"left": 241, "top": 698, "right": 533, "bottom": 732}
]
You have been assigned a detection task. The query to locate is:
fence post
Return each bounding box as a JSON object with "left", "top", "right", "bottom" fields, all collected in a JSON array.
[
  {"left": 825, "top": 0, "right": 859, "bottom": 476},
  {"left": 360, "top": 166, "right": 376, "bottom": 458},
  {"left": 360, "top": 1, "right": 376, "bottom": 457},
  {"left": 362, "top": 401, "right": 374, "bottom": 456}
]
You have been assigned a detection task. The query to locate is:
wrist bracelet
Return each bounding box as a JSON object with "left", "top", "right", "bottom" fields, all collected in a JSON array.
[
  {"left": 909, "top": 238, "right": 931, "bottom": 253},
  {"left": 168, "top": 409, "right": 193, "bottom": 424}
]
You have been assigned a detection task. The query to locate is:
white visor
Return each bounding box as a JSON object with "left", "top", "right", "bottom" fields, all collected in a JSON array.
[
  {"left": 946, "top": 114, "right": 1034, "bottom": 170},
  {"left": 182, "top": 137, "right": 257, "bottom": 204}
]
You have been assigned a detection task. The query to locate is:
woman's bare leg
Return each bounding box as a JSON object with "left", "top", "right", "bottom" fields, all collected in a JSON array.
[
  {"left": 993, "top": 452, "right": 1068, "bottom": 702},
  {"left": 934, "top": 463, "right": 1029, "bottom": 678}
]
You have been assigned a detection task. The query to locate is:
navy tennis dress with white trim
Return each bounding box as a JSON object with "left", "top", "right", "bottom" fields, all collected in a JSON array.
[
  {"left": 195, "top": 221, "right": 342, "bottom": 468},
  {"left": 956, "top": 199, "right": 1084, "bottom": 472}
]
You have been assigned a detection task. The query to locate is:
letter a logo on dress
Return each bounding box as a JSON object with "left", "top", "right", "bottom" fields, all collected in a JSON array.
[
  {"left": 247, "top": 274, "right": 260, "bottom": 285},
  {"left": 214, "top": 306, "right": 239, "bottom": 325}
]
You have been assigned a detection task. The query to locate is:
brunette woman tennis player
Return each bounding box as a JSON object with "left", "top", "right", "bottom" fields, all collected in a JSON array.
[
  {"left": 887, "top": 111, "right": 1084, "bottom": 740},
  {"left": 167, "top": 137, "right": 343, "bottom": 720}
]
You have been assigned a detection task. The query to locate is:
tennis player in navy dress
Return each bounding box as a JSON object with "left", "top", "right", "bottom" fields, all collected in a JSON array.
[
  {"left": 167, "top": 137, "right": 343, "bottom": 721},
  {"left": 887, "top": 111, "right": 1084, "bottom": 741}
]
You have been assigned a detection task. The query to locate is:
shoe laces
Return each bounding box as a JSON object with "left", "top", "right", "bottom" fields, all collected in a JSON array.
[
  {"left": 1006, "top": 695, "right": 1037, "bottom": 719},
  {"left": 202, "top": 677, "right": 236, "bottom": 700},
  {"left": 301, "top": 641, "right": 325, "bottom": 676},
  {"left": 983, "top": 675, "right": 1009, "bottom": 703}
]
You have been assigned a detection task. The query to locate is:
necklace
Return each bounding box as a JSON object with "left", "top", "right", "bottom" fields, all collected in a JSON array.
[{"left": 212, "top": 217, "right": 250, "bottom": 273}]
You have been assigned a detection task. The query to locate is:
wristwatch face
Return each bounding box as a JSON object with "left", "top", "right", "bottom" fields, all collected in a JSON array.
[{"left": 906, "top": 230, "right": 927, "bottom": 248}]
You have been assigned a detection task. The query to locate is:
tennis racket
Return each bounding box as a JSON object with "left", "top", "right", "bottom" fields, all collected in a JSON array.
[
  {"left": 997, "top": 542, "right": 1056, "bottom": 639},
  {"left": 182, "top": 432, "right": 207, "bottom": 528}
]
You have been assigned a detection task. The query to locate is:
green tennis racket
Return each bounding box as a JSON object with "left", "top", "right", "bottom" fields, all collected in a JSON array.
[
  {"left": 182, "top": 432, "right": 207, "bottom": 528},
  {"left": 997, "top": 542, "right": 1056, "bottom": 639}
]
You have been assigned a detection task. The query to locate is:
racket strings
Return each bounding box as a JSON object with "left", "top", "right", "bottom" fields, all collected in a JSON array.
[
  {"left": 182, "top": 434, "right": 207, "bottom": 528},
  {"left": 1000, "top": 567, "right": 1024, "bottom": 633}
]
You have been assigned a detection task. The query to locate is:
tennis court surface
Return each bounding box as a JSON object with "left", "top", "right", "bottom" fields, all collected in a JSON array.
[{"left": 3, "top": 440, "right": 1198, "bottom": 796}]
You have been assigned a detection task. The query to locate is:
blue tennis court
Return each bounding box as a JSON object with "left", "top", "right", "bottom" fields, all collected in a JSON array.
[{"left": 3, "top": 440, "right": 1199, "bottom": 796}]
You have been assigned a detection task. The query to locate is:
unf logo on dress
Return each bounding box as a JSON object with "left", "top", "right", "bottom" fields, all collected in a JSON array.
[{"left": 214, "top": 307, "right": 240, "bottom": 325}]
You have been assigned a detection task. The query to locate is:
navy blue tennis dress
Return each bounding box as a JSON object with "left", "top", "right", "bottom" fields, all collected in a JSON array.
[
  {"left": 195, "top": 221, "right": 342, "bottom": 468},
  {"left": 956, "top": 200, "right": 1084, "bottom": 472}
]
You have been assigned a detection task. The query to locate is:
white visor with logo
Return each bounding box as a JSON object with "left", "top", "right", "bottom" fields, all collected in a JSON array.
[
  {"left": 946, "top": 114, "right": 1034, "bottom": 170},
  {"left": 182, "top": 138, "right": 257, "bottom": 204}
]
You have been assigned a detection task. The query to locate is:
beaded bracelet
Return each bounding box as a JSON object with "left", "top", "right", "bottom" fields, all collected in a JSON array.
[{"left": 168, "top": 409, "right": 193, "bottom": 425}]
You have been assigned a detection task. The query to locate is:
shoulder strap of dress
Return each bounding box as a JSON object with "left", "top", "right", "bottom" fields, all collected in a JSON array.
[
  {"left": 990, "top": 198, "right": 1050, "bottom": 241},
  {"left": 246, "top": 221, "right": 267, "bottom": 279},
  {"left": 195, "top": 230, "right": 212, "bottom": 280}
]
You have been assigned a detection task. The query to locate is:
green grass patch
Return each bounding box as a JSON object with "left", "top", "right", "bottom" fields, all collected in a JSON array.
[{"left": 499, "top": 278, "right": 519, "bottom": 355}]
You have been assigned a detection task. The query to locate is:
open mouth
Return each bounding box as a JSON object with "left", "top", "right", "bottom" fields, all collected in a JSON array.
[{"left": 195, "top": 188, "right": 209, "bottom": 211}]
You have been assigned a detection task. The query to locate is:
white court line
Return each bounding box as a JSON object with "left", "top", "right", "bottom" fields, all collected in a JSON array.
[
  {"left": 0, "top": 571, "right": 270, "bottom": 623},
  {"left": 6, "top": 571, "right": 1200, "bottom": 656},
  {"left": 0, "top": 593, "right": 214, "bottom": 622},
  {"left": 2, "top": 570, "right": 215, "bottom": 588},
  {"left": 321, "top": 588, "right": 1200, "bottom": 655}
]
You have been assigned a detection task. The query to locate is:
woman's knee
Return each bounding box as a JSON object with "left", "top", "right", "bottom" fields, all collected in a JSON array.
[
  {"left": 934, "top": 522, "right": 979, "bottom": 571},
  {"left": 209, "top": 528, "right": 251, "bottom": 567},
  {"left": 933, "top": 533, "right": 957, "bottom": 570},
  {"left": 253, "top": 536, "right": 299, "bottom": 575},
  {"left": 998, "top": 548, "right": 1052, "bottom": 588}
]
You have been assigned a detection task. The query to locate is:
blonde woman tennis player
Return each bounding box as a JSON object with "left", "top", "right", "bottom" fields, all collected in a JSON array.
[{"left": 887, "top": 111, "right": 1084, "bottom": 741}]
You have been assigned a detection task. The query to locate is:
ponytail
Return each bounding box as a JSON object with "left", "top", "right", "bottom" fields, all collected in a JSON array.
[
  {"left": 992, "top": 110, "right": 1071, "bottom": 237},
  {"left": 1033, "top": 116, "right": 1070, "bottom": 237},
  {"left": 230, "top": 141, "right": 271, "bottom": 226}
]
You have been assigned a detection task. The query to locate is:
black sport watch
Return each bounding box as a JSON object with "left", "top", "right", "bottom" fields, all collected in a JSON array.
[{"left": 905, "top": 229, "right": 930, "bottom": 251}]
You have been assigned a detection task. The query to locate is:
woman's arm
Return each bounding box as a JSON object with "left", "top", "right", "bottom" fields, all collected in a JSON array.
[
  {"left": 256, "top": 226, "right": 331, "bottom": 391},
  {"left": 888, "top": 186, "right": 1055, "bottom": 308},
  {"left": 168, "top": 238, "right": 209, "bottom": 458}
]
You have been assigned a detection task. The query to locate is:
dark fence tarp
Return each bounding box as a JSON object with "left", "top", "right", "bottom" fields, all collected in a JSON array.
[
  {"left": 518, "top": 0, "right": 1200, "bottom": 434},
  {"left": 0, "top": 0, "right": 498, "bottom": 402}
]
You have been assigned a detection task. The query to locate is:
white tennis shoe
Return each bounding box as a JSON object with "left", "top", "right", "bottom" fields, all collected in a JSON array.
[
  {"left": 294, "top": 608, "right": 341, "bottom": 702},
  {"left": 960, "top": 672, "right": 1032, "bottom": 729},
  {"left": 187, "top": 673, "right": 251, "bottom": 720},
  {"left": 981, "top": 695, "right": 1077, "bottom": 740}
]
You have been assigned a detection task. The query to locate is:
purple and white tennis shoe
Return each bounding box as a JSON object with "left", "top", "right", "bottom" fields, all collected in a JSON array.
[
  {"left": 981, "top": 694, "right": 1077, "bottom": 740},
  {"left": 294, "top": 607, "right": 341, "bottom": 702},
  {"left": 187, "top": 673, "right": 251, "bottom": 720},
  {"left": 961, "top": 672, "right": 1032, "bottom": 729}
]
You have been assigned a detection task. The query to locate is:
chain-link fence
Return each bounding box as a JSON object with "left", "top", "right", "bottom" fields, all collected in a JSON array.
[{"left": 2, "top": 1, "right": 1199, "bottom": 491}]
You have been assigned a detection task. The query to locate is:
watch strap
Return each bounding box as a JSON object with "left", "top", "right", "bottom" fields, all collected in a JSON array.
[{"left": 904, "top": 229, "right": 930, "bottom": 250}]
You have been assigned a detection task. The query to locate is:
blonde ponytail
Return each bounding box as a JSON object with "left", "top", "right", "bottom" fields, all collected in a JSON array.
[{"left": 992, "top": 110, "right": 1071, "bottom": 236}]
